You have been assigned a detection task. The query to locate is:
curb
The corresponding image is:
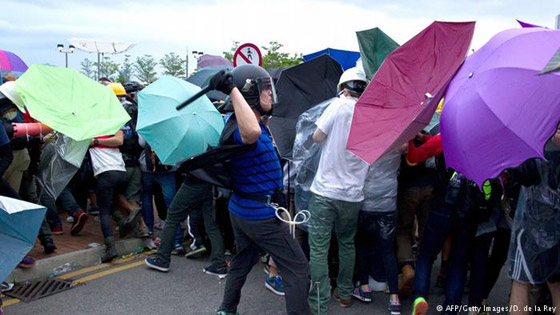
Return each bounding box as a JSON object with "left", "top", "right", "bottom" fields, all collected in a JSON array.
[{"left": 6, "top": 238, "right": 147, "bottom": 283}]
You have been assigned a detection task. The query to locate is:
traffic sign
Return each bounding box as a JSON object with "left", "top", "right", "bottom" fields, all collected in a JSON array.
[{"left": 233, "top": 43, "right": 262, "bottom": 67}]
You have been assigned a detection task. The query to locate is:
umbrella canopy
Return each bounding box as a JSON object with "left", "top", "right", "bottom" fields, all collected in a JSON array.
[
  {"left": 0, "top": 197, "right": 46, "bottom": 282},
  {"left": 67, "top": 38, "right": 136, "bottom": 54},
  {"left": 441, "top": 27, "right": 560, "bottom": 187},
  {"left": 303, "top": 48, "right": 360, "bottom": 70},
  {"left": 187, "top": 66, "right": 232, "bottom": 102},
  {"left": 197, "top": 54, "right": 233, "bottom": 69},
  {"left": 347, "top": 21, "right": 475, "bottom": 164},
  {"left": 0, "top": 49, "right": 28, "bottom": 72},
  {"left": 14, "top": 65, "right": 130, "bottom": 141},
  {"left": 356, "top": 27, "right": 400, "bottom": 80},
  {"left": 137, "top": 75, "right": 224, "bottom": 166},
  {"left": 269, "top": 54, "right": 342, "bottom": 159}
]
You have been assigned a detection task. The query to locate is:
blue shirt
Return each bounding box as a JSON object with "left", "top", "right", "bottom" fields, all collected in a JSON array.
[{"left": 228, "top": 124, "right": 282, "bottom": 220}]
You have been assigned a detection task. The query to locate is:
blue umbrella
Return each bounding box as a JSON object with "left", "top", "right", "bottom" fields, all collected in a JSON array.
[
  {"left": 0, "top": 197, "right": 46, "bottom": 282},
  {"left": 137, "top": 76, "right": 225, "bottom": 166}
]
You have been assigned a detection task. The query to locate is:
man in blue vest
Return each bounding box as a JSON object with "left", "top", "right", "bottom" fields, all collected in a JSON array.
[{"left": 211, "top": 65, "right": 310, "bottom": 315}]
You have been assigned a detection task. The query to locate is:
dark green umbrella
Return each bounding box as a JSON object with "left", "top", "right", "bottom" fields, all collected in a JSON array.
[{"left": 356, "top": 27, "right": 399, "bottom": 80}]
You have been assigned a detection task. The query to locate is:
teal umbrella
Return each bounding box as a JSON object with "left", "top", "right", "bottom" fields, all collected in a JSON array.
[
  {"left": 0, "top": 197, "right": 46, "bottom": 282},
  {"left": 137, "top": 76, "right": 224, "bottom": 166}
]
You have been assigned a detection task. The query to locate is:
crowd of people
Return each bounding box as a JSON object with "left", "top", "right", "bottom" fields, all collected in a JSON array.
[{"left": 0, "top": 62, "right": 559, "bottom": 315}]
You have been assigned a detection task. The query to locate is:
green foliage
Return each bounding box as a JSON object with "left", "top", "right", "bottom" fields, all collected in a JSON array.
[
  {"left": 261, "top": 41, "right": 303, "bottom": 69},
  {"left": 159, "top": 52, "right": 186, "bottom": 78},
  {"left": 93, "top": 55, "right": 119, "bottom": 81},
  {"left": 116, "top": 55, "right": 135, "bottom": 83},
  {"left": 223, "top": 41, "right": 240, "bottom": 62},
  {"left": 80, "top": 58, "right": 95, "bottom": 79},
  {"left": 134, "top": 55, "right": 158, "bottom": 83}
]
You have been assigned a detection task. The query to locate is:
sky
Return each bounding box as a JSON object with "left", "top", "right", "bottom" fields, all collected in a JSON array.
[{"left": 0, "top": 0, "right": 559, "bottom": 76}]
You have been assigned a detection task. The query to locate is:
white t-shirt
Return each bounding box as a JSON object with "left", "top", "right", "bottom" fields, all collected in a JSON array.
[
  {"left": 89, "top": 147, "right": 126, "bottom": 177},
  {"left": 310, "top": 95, "right": 369, "bottom": 202}
]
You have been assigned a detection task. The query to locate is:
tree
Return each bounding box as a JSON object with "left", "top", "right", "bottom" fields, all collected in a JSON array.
[
  {"left": 134, "top": 55, "right": 158, "bottom": 83},
  {"left": 261, "top": 41, "right": 303, "bottom": 69},
  {"left": 80, "top": 58, "right": 95, "bottom": 79},
  {"left": 117, "top": 55, "right": 135, "bottom": 83},
  {"left": 223, "top": 41, "right": 240, "bottom": 62},
  {"left": 159, "top": 52, "right": 185, "bottom": 78},
  {"left": 93, "top": 55, "right": 119, "bottom": 81}
]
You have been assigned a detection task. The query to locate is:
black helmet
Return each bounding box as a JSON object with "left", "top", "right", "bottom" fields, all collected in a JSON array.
[
  {"left": 231, "top": 65, "right": 277, "bottom": 111},
  {"left": 123, "top": 81, "right": 143, "bottom": 94}
]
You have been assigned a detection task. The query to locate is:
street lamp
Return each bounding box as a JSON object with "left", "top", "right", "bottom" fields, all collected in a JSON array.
[{"left": 57, "top": 44, "right": 75, "bottom": 68}]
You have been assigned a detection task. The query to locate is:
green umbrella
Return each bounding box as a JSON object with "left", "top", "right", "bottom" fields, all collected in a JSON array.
[
  {"left": 15, "top": 65, "right": 130, "bottom": 141},
  {"left": 356, "top": 27, "right": 400, "bottom": 80}
]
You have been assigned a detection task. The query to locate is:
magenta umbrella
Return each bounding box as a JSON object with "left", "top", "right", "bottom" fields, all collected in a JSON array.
[
  {"left": 346, "top": 21, "right": 475, "bottom": 164},
  {"left": 441, "top": 28, "right": 560, "bottom": 187},
  {"left": 197, "top": 54, "right": 232, "bottom": 69},
  {"left": 0, "top": 49, "right": 28, "bottom": 72}
]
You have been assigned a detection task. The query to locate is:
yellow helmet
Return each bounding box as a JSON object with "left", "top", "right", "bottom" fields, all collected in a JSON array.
[{"left": 108, "top": 82, "right": 127, "bottom": 96}]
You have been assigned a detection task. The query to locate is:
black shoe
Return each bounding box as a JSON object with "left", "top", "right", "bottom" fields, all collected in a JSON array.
[
  {"left": 119, "top": 208, "right": 142, "bottom": 238},
  {"left": 101, "top": 237, "right": 118, "bottom": 263},
  {"left": 42, "top": 238, "right": 57, "bottom": 254}
]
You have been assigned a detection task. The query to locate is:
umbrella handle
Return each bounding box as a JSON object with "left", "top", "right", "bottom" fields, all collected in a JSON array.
[{"left": 175, "top": 86, "right": 213, "bottom": 110}]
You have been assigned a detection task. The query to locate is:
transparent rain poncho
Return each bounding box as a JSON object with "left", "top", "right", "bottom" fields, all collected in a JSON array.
[{"left": 36, "top": 133, "right": 89, "bottom": 199}]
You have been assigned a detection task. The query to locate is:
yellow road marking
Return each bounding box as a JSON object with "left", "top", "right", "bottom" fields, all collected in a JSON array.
[
  {"left": 4, "top": 252, "right": 152, "bottom": 308},
  {"left": 72, "top": 260, "right": 145, "bottom": 285},
  {"left": 3, "top": 298, "right": 21, "bottom": 306},
  {"left": 59, "top": 251, "right": 153, "bottom": 280}
]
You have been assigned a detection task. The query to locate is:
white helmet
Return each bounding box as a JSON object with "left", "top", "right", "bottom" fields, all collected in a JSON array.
[
  {"left": 0, "top": 81, "right": 25, "bottom": 110},
  {"left": 337, "top": 67, "right": 367, "bottom": 93}
]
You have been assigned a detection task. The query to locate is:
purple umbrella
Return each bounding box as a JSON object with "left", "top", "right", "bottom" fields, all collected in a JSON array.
[
  {"left": 197, "top": 54, "right": 232, "bottom": 69},
  {"left": 0, "top": 49, "right": 28, "bottom": 72},
  {"left": 441, "top": 27, "right": 560, "bottom": 187}
]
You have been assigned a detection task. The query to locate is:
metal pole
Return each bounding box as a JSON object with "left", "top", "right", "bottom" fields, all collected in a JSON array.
[
  {"left": 185, "top": 47, "right": 189, "bottom": 80},
  {"left": 65, "top": 52, "right": 68, "bottom": 68},
  {"left": 97, "top": 52, "right": 101, "bottom": 80}
]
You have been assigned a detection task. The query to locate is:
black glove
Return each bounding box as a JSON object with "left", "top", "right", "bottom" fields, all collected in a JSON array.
[{"left": 208, "top": 70, "right": 235, "bottom": 95}]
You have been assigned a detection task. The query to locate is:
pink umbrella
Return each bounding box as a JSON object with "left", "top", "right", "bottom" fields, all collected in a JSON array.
[
  {"left": 0, "top": 49, "right": 28, "bottom": 73},
  {"left": 347, "top": 21, "right": 475, "bottom": 164},
  {"left": 197, "top": 54, "right": 232, "bottom": 69}
]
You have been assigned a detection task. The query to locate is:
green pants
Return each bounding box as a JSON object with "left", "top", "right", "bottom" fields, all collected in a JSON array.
[{"left": 308, "top": 193, "right": 361, "bottom": 314}]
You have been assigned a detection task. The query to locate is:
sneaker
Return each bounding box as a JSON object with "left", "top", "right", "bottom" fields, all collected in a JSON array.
[
  {"left": 171, "top": 244, "right": 186, "bottom": 255},
  {"left": 1, "top": 281, "right": 14, "bottom": 292},
  {"left": 41, "top": 238, "right": 57, "bottom": 254},
  {"left": 87, "top": 206, "right": 100, "bottom": 216},
  {"left": 203, "top": 265, "right": 228, "bottom": 279},
  {"left": 412, "top": 297, "right": 428, "bottom": 315},
  {"left": 185, "top": 245, "right": 207, "bottom": 258},
  {"left": 71, "top": 211, "right": 89, "bottom": 235},
  {"left": 352, "top": 286, "right": 372, "bottom": 303},
  {"left": 51, "top": 226, "right": 63, "bottom": 235},
  {"left": 145, "top": 256, "right": 169, "bottom": 272},
  {"left": 388, "top": 300, "right": 401, "bottom": 315},
  {"left": 216, "top": 310, "right": 239, "bottom": 315},
  {"left": 332, "top": 287, "right": 352, "bottom": 308},
  {"left": 18, "top": 255, "right": 35, "bottom": 268},
  {"left": 265, "top": 274, "right": 285, "bottom": 296}
]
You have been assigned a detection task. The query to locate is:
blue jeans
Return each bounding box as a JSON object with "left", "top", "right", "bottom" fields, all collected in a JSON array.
[
  {"left": 141, "top": 171, "right": 182, "bottom": 244},
  {"left": 412, "top": 204, "right": 475, "bottom": 314}
]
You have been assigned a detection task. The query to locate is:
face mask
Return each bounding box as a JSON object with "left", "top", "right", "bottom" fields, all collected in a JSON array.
[{"left": 2, "top": 111, "right": 17, "bottom": 121}]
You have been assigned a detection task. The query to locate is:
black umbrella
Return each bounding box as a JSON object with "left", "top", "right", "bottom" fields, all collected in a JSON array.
[
  {"left": 269, "top": 55, "right": 343, "bottom": 159},
  {"left": 187, "top": 66, "right": 232, "bottom": 102}
]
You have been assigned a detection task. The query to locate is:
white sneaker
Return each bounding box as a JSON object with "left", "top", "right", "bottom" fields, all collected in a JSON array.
[{"left": 368, "top": 276, "right": 388, "bottom": 292}]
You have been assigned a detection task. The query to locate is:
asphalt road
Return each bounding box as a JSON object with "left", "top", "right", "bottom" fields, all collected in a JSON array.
[{"left": 5, "top": 253, "right": 511, "bottom": 315}]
